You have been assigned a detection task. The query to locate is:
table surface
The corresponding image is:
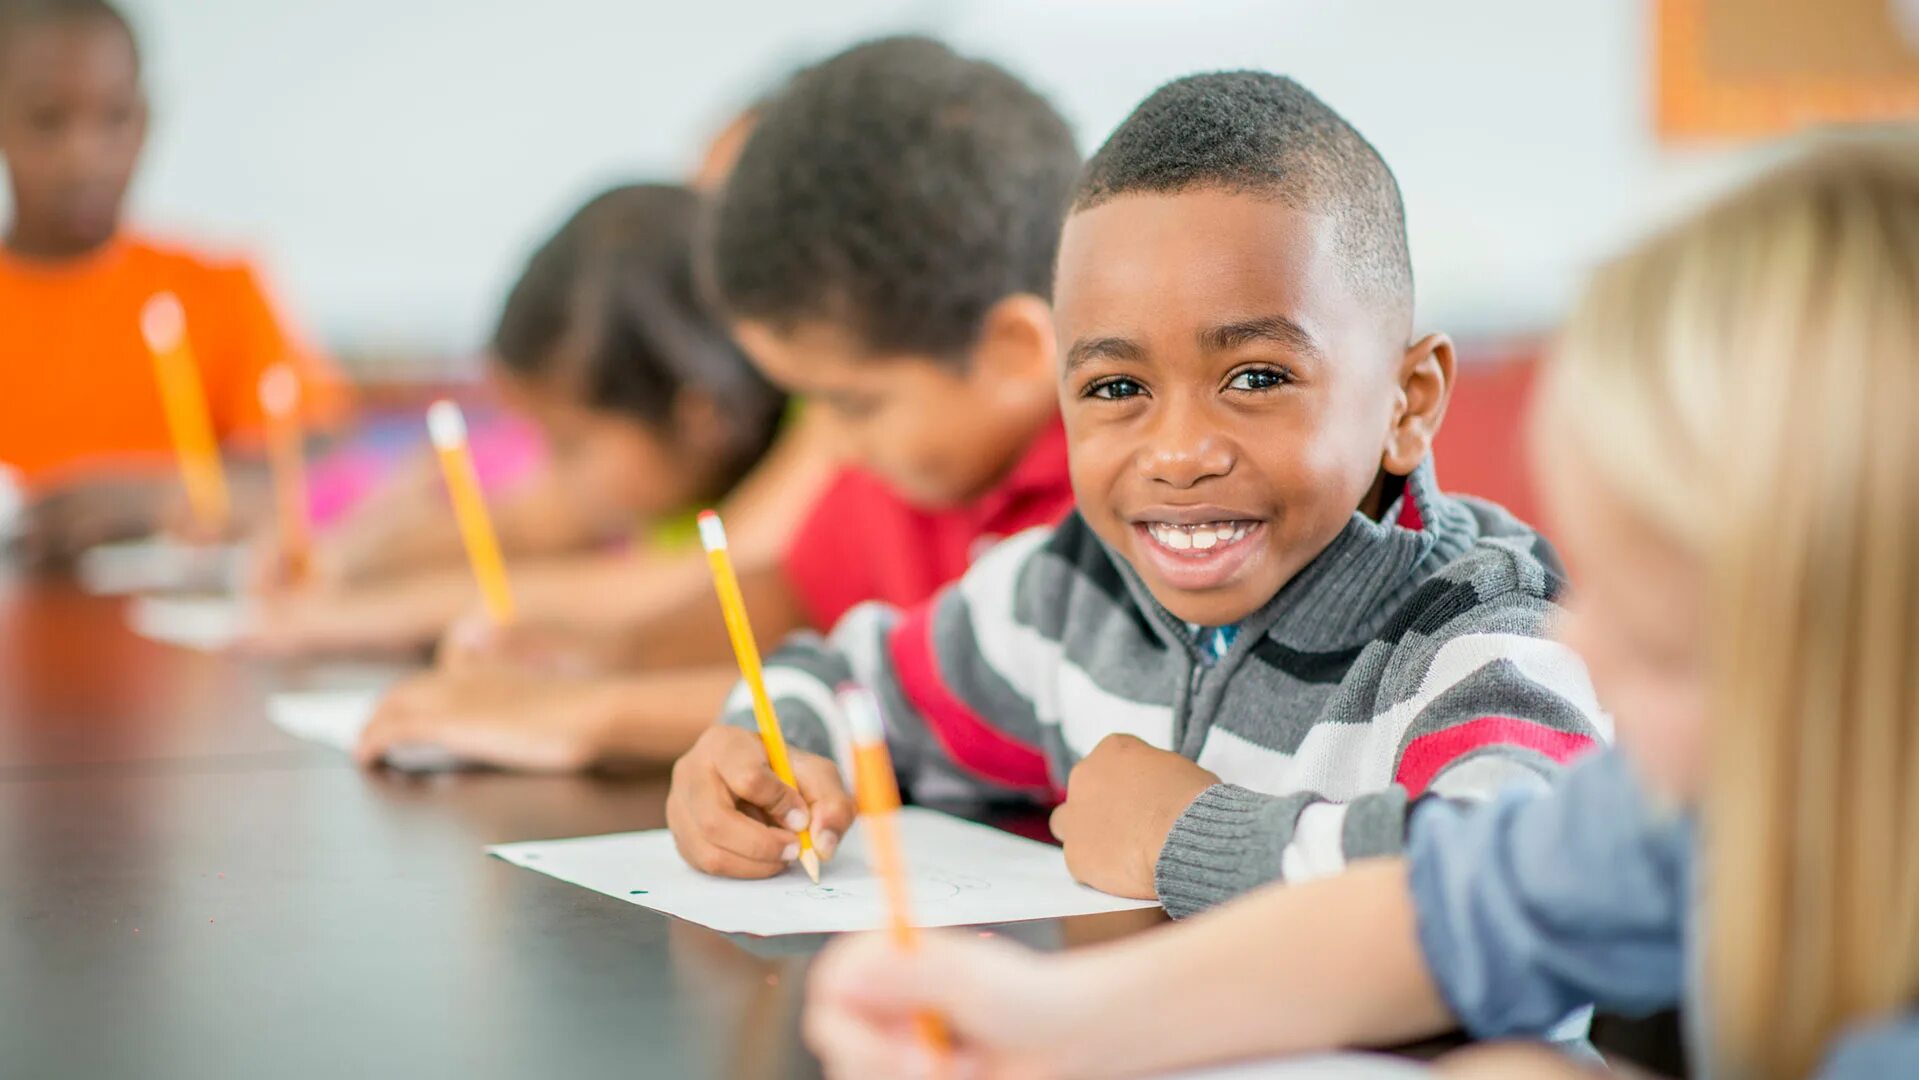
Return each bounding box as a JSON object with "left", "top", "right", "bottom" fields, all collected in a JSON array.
[{"left": 0, "top": 574, "right": 1167, "bottom": 1080}]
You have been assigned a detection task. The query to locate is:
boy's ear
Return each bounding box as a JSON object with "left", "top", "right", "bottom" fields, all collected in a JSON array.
[
  {"left": 1382, "top": 332, "right": 1455, "bottom": 476},
  {"left": 966, "top": 294, "right": 1057, "bottom": 389}
]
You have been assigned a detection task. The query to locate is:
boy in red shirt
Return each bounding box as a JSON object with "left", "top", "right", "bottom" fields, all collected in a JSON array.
[
  {"left": 357, "top": 37, "right": 1081, "bottom": 769},
  {"left": 0, "top": 0, "right": 347, "bottom": 562}
]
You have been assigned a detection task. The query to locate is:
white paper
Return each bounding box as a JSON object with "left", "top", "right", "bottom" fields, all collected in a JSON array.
[
  {"left": 267, "top": 688, "right": 385, "bottom": 752},
  {"left": 1156, "top": 1055, "right": 1428, "bottom": 1078},
  {"left": 80, "top": 538, "right": 243, "bottom": 595},
  {"left": 267, "top": 688, "right": 464, "bottom": 771},
  {"left": 127, "top": 594, "right": 255, "bottom": 651},
  {"left": 489, "top": 807, "right": 1160, "bottom": 936}
]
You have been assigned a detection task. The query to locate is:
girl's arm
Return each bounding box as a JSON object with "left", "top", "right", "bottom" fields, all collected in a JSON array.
[
  {"left": 806, "top": 859, "right": 1453, "bottom": 1079},
  {"left": 437, "top": 410, "right": 840, "bottom": 673},
  {"left": 302, "top": 452, "right": 603, "bottom": 588}
]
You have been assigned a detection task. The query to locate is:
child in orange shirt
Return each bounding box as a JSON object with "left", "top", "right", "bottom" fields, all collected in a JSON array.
[{"left": 0, "top": 0, "right": 346, "bottom": 562}]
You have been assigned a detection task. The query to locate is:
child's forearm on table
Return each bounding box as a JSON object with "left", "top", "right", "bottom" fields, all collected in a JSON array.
[{"left": 586, "top": 667, "right": 745, "bottom": 763}]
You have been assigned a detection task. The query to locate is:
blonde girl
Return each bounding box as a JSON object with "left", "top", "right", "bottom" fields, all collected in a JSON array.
[{"left": 800, "top": 135, "right": 1919, "bottom": 1080}]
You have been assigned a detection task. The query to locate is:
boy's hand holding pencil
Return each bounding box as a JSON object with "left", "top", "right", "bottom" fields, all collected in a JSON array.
[
  {"left": 666, "top": 725, "right": 856, "bottom": 879},
  {"left": 667, "top": 508, "right": 856, "bottom": 881}
]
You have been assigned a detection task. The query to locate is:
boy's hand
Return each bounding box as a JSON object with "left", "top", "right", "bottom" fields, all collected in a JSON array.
[
  {"left": 17, "top": 473, "right": 186, "bottom": 566},
  {"left": 354, "top": 669, "right": 614, "bottom": 772},
  {"left": 666, "top": 725, "right": 856, "bottom": 879},
  {"left": 1050, "top": 734, "right": 1218, "bottom": 900}
]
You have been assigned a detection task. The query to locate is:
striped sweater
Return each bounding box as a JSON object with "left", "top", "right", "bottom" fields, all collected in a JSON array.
[{"left": 724, "top": 461, "right": 1609, "bottom": 916}]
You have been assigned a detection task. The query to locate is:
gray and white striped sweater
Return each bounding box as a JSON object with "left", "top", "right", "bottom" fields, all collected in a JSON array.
[{"left": 724, "top": 461, "right": 1609, "bottom": 916}]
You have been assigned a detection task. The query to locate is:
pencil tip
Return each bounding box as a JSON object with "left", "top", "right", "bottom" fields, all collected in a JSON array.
[{"left": 799, "top": 850, "right": 822, "bottom": 884}]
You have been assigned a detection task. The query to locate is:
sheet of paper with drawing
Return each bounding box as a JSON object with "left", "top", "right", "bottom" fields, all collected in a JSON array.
[{"left": 488, "top": 807, "right": 1159, "bottom": 936}]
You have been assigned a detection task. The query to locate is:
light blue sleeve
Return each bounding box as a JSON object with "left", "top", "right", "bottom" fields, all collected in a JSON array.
[
  {"left": 1406, "top": 748, "right": 1692, "bottom": 1039},
  {"left": 1818, "top": 1015, "right": 1919, "bottom": 1079}
]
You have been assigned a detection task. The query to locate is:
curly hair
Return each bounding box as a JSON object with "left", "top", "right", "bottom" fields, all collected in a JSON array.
[
  {"left": 708, "top": 36, "right": 1080, "bottom": 362},
  {"left": 493, "top": 183, "right": 784, "bottom": 494}
]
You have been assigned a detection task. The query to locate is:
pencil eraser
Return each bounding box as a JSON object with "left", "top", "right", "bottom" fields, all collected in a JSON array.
[
  {"left": 426, "top": 400, "right": 467, "bottom": 449},
  {"left": 258, "top": 363, "right": 300, "bottom": 416},
  {"left": 141, "top": 292, "right": 185, "bottom": 352},
  {"left": 697, "top": 510, "right": 726, "bottom": 552}
]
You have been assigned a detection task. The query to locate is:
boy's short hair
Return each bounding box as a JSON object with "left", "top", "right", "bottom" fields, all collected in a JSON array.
[
  {"left": 709, "top": 36, "right": 1080, "bottom": 360},
  {"left": 0, "top": 0, "right": 136, "bottom": 73},
  {"left": 1076, "top": 72, "right": 1413, "bottom": 325}
]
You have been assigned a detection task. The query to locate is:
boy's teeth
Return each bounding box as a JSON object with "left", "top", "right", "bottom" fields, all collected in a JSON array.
[{"left": 1148, "top": 521, "right": 1249, "bottom": 551}]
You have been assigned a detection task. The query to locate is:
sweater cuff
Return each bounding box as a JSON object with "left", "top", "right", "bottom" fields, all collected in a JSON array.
[{"left": 1154, "top": 783, "right": 1301, "bottom": 919}]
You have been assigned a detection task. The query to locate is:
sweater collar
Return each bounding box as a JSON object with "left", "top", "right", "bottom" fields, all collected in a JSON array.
[{"left": 1109, "top": 458, "right": 1477, "bottom": 657}]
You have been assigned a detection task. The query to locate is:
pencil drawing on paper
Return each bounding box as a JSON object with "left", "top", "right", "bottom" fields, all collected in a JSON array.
[{"left": 784, "top": 864, "right": 993, "bottom": 904}]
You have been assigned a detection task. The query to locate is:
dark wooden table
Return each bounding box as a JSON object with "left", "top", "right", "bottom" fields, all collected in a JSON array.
[{"left": 0, "top": 574, "right": 1163, "bottom": 1080}]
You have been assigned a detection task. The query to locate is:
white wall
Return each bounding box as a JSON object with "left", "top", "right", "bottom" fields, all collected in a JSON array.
[{"left": 82, "top": 0, "right": 1769, "bottom": 367}]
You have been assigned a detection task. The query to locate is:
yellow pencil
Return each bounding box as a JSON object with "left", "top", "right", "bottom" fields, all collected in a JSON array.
[
  {"left": 427, "top": 400, "right": 515, "bottom": 624},
  {"left": 141, "top": 292, "right": 230, "bottom": 532},
  {"left": 839, "top": 683, "right": 952, "bottom": 1060},
  {"left": 698, "top": 509, "right": 821, "bottom": 883},
  {"left": 258, "top": 365, "right": 311, "bottom": 585}
]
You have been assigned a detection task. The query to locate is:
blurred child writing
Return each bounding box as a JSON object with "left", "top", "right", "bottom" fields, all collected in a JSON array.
[{"left": 0, "top": 0, "right": 346, "bottom": 561}]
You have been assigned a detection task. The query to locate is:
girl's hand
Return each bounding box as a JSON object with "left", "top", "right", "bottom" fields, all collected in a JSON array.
[
  {"left": 804, "top": 931, "right": 1113, "bottom": 1080},
  {"left": 240, "top": 576, "right": 463, "bottom": 657}
]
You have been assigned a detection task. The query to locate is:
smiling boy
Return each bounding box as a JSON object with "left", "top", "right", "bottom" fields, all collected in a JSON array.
[{"left": 666, "top": 72, "right": 1606, "bottom": 915}]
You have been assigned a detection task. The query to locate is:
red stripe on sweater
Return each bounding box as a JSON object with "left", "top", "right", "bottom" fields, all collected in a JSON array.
[
  {"left": 1395, "top": 716, "right": 1596, "bottom": 797},
  {"left": 1396, "top": 486, "right": 1424, "bottom": 531},
  {"left": 886, "top": 598, "right": 1057, "bottom": 796}
]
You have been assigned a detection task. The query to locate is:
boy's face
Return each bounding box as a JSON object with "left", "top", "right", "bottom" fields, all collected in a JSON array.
[
  {"left": 1055, "top": 189, "right": 1408, "bottom": 627},
  {"left": 0, "top": 15, "right": 145, "bottom": 257},
  {"left": 733, "top": 317, "right": 1052, "bottom": 509}
]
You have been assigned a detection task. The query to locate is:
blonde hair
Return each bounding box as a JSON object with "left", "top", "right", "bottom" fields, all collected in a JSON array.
[{"left": 1541, "top": 134, "right": 1919, "bottom": 1080}]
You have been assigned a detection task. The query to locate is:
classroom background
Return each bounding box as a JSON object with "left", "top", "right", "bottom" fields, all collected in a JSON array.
[
  {"left": 62, "top": 0, "right": 1807, "bottom": 364},
  {"left": 4, "top": 2, "right": 1916, "bottom": 1076},
  {"left": 42, "top": 0, "right": 1906, "bottom": 528}
]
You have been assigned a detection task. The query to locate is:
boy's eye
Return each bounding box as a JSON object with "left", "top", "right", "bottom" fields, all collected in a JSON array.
[
  {"left": 1086, "top": 377, "right": 1146, "bottom": 401},
  {"left": 1226, "top": 367, "right": 1293, "bottom": 392}
]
